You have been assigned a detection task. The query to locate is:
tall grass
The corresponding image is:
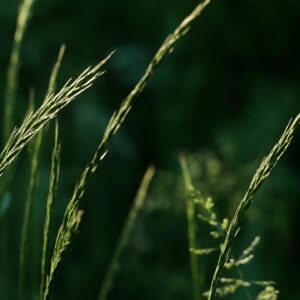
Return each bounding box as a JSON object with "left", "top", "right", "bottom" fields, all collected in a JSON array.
[
  {"left": 5, "top": 1, "right": 296, "bottom": 299},
  {"left": 207, "top": 114, "right": 300, "bottom": 300}
]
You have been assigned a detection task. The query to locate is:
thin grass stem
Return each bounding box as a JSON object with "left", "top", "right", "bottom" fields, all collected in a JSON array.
[
  {"left": 40, "top": 121, "right": 60, "bottom": 299},
  {"left": 207, "top": 114, "right": 300, "bottom": 300},
  {"left": 98, "top": 166, "right": 155, "bottom": 300},
  {"left": 18, "top": 46, "right": 66, "bottom": 299},
  {"left": 18, "top": 88, "right": 39, "bottom": 299},
  {"left": 180, "top": 155, "right": 202, "bottom": 300},
  {"left": 3, "top": 0, "right": 35, "bottom": 142}
]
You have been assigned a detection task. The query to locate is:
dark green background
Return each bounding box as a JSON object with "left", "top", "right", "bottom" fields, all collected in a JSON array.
[{"left": 0, "top": 0, "right": 300, "bottom": 299}]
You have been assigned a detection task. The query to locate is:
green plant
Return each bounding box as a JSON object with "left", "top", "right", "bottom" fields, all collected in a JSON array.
[
  {"left": 207, "top": 114, "right": 300, "bottom": 300},
  {"left": 180, "top": 154, "right": 280, "bottom": 299}
]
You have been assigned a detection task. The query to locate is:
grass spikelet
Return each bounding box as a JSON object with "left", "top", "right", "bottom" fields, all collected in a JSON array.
[
  {"left": 204, "top": 278, "right": 276, "bottom": 298},
  {"left": 40, "top": 120, "right": 60, "bottom": 299},
  {"left": 0, "top": 52, "right": 113, "bottom": 179},
  {"left": 98, "top": 166, "right": 155, "bottom": 300},
  {"left": 42, "top": 201, "right": 83, "bottom": 300},
  {"left": 3, "top": 0, "right": 35, "bottom": 141},
  {"left": 224, "top": 236, "right": 260, "bottom": 270},
  {"left": 207, "top": 113, "right": 300, "bottom": 300},
  {"left": 256, "top": 286, "right": 279, "bottom": 300},
  {"left": 102, "top": 0, "right": 211, "bottom": 144}
]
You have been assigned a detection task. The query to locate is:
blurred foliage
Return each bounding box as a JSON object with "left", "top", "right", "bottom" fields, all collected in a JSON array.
[{"left": 0, "top": 0, "right": 300, "bottom": 299}]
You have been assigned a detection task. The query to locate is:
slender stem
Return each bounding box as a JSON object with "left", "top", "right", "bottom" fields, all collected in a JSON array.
[
  {"left": 39, "top": 46, "right": 65, "bottom": 299},
  {"left": 3, "top": 0, "right": 35, "bottom": 142},
  {"left": 207, "top": 114, "right": 300, "bottom": 300},
  {"left": 18, "top": 45, "right": 65, "bottom": 300},
  {"left": 40, "top": 121, "right": 60, "bottom": 299},
  {"left": 19, "top": 89, "right": 41, "bottom": 300},
  {"left": 180, "top": 155, "right": 202, "bottom": 300},
  {"left": 98, "top": 167, "right": 155, "bottom": 300}
]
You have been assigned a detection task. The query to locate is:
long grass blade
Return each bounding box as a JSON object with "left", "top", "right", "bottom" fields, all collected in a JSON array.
[
  {"left": 207, "top": 114, "right": 300, "bottom": 300},
  {"left": 98, "top": 166, "right": 155, "bottom": 300},
  {"left": 3, "top": 0, "right": 35, "bottom": 142}
]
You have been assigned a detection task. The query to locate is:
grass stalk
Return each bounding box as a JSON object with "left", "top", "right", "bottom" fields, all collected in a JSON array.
[
  {"left": 47, "top": 45, "right": 66, "bottom": 95},
  {"left": 98, "top": 166, "right": 155, "bottom": 300},
  {"left": 180, "top": 155, "right": 202, "bottom": 300},
  {"left": 0, "top": 52, "right": 112, "bottom": 179},
  {"left": 207, "top": 113, "right": 300, "bottom": 300},
  {"left": 18, "top": 89, "right": 40, "bottom": 299},
  {"left": 39, "top": 46, "right": 65, "bottom": 298},
  {"left": 3, "top": 0, "right": 35, "bottom": 142},
  {"left": 43, "top": 2, "right": 211, "bottom": 298},
  {"left": 18, "top": 45, "right": 65, "bottom": 299},
  {"left": 40, "top": 121, "right": 60, "bottom": 299},
  {"left": 42, "top": 201, "right": 83, "bottom": 300}
]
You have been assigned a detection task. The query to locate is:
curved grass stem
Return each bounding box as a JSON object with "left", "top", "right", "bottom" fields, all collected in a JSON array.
[{"left": 207, "top": 114, "right": 300, "bottom": 300}]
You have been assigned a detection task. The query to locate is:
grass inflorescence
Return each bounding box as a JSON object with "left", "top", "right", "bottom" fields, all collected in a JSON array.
[
  {"left": 0, "top": 52, "right": 112, "bottom": 178},
  {"left": 180, "top": 154, "right": 281, "bottom": 299},
  {"left": 207, "top": 114, "right": 300, "bottom": 300},
  {"left": 43, "top": 1, "right": 212, "bottom": 297}
]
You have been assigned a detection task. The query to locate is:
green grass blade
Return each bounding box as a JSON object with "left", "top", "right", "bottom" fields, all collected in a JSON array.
[
  {"left": 3, "top": 0, "right": 35, "bottom": 142},
  {"left": 207, "top": 114, "right": 300, "bottom": 300},
  {"left": 0, "top": 52, "right": 112, "bottom": 179},
  {"left": 40, "top": 121, "right": 60, "bottom": 299},
  {"left": 180, "top": 155, "right": 202, "bottom": 300},
  {"left": 98, "top": 166, "right": 155, "bottom": 300}
]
